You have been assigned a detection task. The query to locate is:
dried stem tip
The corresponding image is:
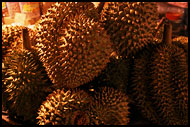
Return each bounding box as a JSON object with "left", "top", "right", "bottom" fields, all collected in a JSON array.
[
  {"left": 163, "top": 23, "right": 172, "bottom": 45},
  {"left": 22, "top": 28, "right": 31, "bottom": 51}
]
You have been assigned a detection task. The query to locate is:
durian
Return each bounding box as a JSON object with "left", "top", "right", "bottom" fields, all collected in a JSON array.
[
  {"left": 32, "top": 2, "right": 99, "bottom": 46},
  {"left": 131, "top": 23, "right": 188, "bottom": 125},
  {"left": 2, "top": 25, "right": 34, "bottom": 59},
  {"left": 37, "top": 88, "right": 91, "bottom": 125},
  {"left": 172, "top": 36, "right": 188, "bottom": 60},
  {"left": 90, "top": 86, "right": 130, "bottom": 125},
  {"left": 35, "top": 3, "right": 113, "bottom": 89},
  {"left": 2, "top": 49, "right": 53, "bottom": 122},
  {"left": 101, "top": 2, "right": 159, "bottom": 57}
]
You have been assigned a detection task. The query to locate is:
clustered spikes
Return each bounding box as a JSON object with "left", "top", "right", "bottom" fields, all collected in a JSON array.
[
  {"left": 36, "top": 86, "right": 130, "bottom": 125},
  {"left": 35, "top": 3, "right": 113, "bottom": 89},
  {"left": 101, "top": 2, "right": 159, "bottom": 57},
  {"left": 62, "top": 2, "right": 99, "bottom": 21},
  {"left": 130, "top": 47, "right": 162, "bottom": 125},
  {"left": 172, "top": 36, "right": 188, "bottom": 59},
  {"left": 2, "top": 25, "right": 34, "bottom": 59},
  {"left": 2, "top": 25, "right": 23, "bottom": 59},
  {"left": 170, "top": 45, "right": 188, "bottom": 124},
  {"left": 2, "top": 2, "right": 188, "bottom": 126},
  {"left": 2, "top": 62, "right": 11, "bottom": 111},
  {"left": 2, "top": 49, "right": 53, "bottom": 122},
  {"left": 150, "top": 44, "right": 183, "bottom": 125},
  {"left": 37, "top": 88, "right": 91, "bottom": 125},
  {"left": 131, "top": 42, "right": 188, "bottom": 125},
  {"left": 172, "top": 36, "right": 188, "bottom": 45},
  {"left": 33, "top": 2, "right": 98, "bottom": 45},
  {"left": 90, "top": 86, "right": 130, "bottom": 125}
]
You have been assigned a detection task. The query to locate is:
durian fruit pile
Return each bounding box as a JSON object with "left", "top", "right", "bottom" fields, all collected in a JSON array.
[
  {"left": 33, "top": 2, "right": 130, "bottom": 125},
  {"left": 34, "top": 2, "right": 113, "bottom": 89},
  {"left": 2, "top": 2, "right": 188, "bottom": 125},
  {"left": 2, "top": 28, "right": 53, "bottom": 123},
  {"left": 36, "top": 86, "right": 130, "bottom": 125},
  {"left": 130, "top": 23, "right": 188, "bottom": 125},
  {"left": 2, "top": 25, "right": 35, "bottom": 112}
]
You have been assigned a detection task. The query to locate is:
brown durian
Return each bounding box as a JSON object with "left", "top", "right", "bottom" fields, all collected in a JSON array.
[
  {"left": 131, "top": 23, "right": 188, "bottom": 125},
  {"left": 101, "top": 2, "right": 159, "bottom": 57},
  {"left": 90, "top": 86, "right": 130, "bottom": 125},
  {"left": 37, "top": 88, "right": 91, "bottom": 125},
  {"left": 35, "top": 4, "right": 113, "bottom": 89}
]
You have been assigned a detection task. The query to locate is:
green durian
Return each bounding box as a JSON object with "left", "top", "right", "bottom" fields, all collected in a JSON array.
[
  {"left": 101, "top": 2, "right": 159, "bottom": 57},
  {"left": 131, "top": 23, "right": 188, "bottom": 125},
  {"left": 35, "top": 5, "right": 113, "bottom": 89},
  {"left": 90, "top": 86, "right": 130, "bottom": 125},
  {"left": 2, "top": 49, "right": 53, "bottom": 123},
  {"left": 37, "top": 88, "right": 91, "bottom": 125}
]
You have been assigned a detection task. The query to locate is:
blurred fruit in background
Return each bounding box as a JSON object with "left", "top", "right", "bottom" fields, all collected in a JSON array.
[
  {"left": 2, "top": 2, "right": 9, "bottom": 17},
  {"left": 156, "top": 2, "right": 188, "bottom": 37},
  {"left": 6, "top": 2, "right": 21, "bottom": 18},
  {"left": 19, "top": 2, "right": 41, "bottom": 25},
  {"left": 167, "top": 2, "right": 188, "bottom": 8}
]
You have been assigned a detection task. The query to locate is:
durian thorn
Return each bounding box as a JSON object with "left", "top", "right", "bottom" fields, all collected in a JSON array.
[
  {"left": 22, "top": 28, "right": 32, "bottom": 51},
  {"left": 163, "top": 22, "right": 172, "bottom": 45}
]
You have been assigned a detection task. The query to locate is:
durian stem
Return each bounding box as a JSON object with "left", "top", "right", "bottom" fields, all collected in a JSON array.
[
  {"left": 22, "top": 28, "right": 32, "bottom": 51},
  {"left": 163, "top": 23, "right": 172, "bottom": 45},
  {"left": 97, "top": 2, "right": 105, "bottom": 14}
]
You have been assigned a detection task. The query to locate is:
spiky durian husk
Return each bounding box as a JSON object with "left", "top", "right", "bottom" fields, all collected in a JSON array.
[
  {"left": 170, "top": 45, "right": 188, "bottom": 124},
  {"left": 150, "top": 44, "right": 184, "bottom": 125},
  {"left": 101, "top": 2, "right": 158, "bottom": 57},
  {"left": 2, "top": 25, "right": 34, "bottom": 59},
  {"left": 32, "top": 2, "right": 98, "bottom": 46},
  {"left": 2, "top": 62, "right": 12, "bottom": 111},
  {"left": 90, "top": 86, "right": 130, "bottom": 125},
  {"left": 37, "top": 88, "right": 91, "bottom": 125},
  {"left": 172, "top": 36, "right": 188, "bottom": 62},
  {"left": 35, "top": 9, "right": 113, "bottom": 89},
  {"left": 131, "top": 42, "right": 188, "bottom": 125},
  {"left": 172, "top": 36, "right": 188, "bottom": 46},
  {"left": 2, "top": 49, "right": 53, "bottom": 122},
  {"left": 46, "top": 2, "right": 96, "bottom": 19},
  {"left": 131, "top": 45, "right": 162, "bottom": 125},
  {"left": 65, "top": 2, "right": 99, "bottom": 21}
]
